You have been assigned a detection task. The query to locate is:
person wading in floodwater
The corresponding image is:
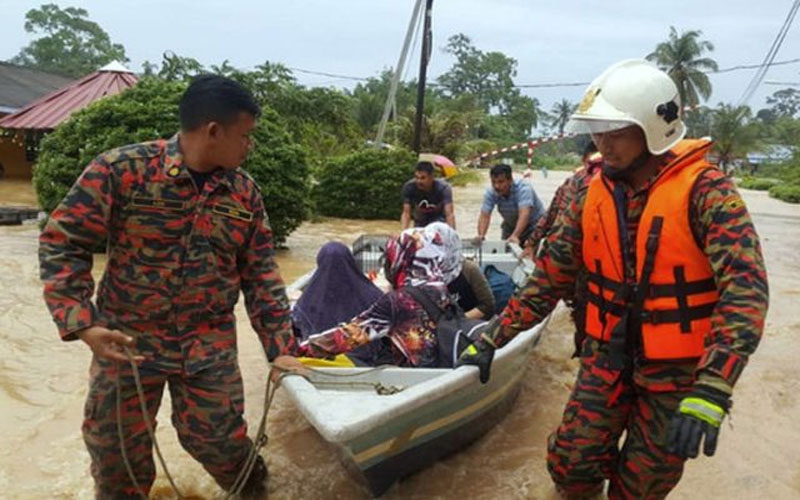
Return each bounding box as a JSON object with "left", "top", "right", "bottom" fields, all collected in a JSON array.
[
  {"left": 39, "top": 75, "right": 295, "bottom": 498},
  {"left": 460, "top": 59, "right": 768, "bottom": 498}
]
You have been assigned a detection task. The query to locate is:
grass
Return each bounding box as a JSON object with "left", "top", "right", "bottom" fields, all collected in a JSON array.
[
  {"left": 769, "top": 184, "right": 800, "bottom": 204},
  {"left": 737, "top": 176, "right": 781, "bottom": 191}
]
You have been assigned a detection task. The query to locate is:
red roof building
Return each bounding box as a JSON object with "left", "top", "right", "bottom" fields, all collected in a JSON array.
[
  {"left": 0, "top": 61, "right": 138, "bottom": 131},
  {"left": 0, "top": 62, "right": 138, "bottom": 179}
]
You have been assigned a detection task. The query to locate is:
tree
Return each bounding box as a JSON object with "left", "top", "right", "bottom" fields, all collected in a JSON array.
[
  {"left": 549, "top": 99, "right": 577, "bottom": 135},
  {"left": 438, "top": 34, "right": 518, "bottom": 113},
  {"left": 503, "top": 94, "right": 541, "bottom": 139},
  {"left": 646, "top": 27, "right": 718, "bottom": 109},
  {"left": 9, "top": 4, "right": 128, "bottom": 77},
  {"left": 437, "top": 34, "right": 542, "bottom": 141},
  {"left": 390, "top": 110, "right": 470, "bottom": 160},
  {"left": 711, "top": 104, "right": 761, "bottom": 173},
  {"left": 683, "top": 105, "right": 713, "bottom": 138},
  {"left": 232, "top": 62, "right": 364, "bottom": 162},
  {"left": 138, "top": 55, "right": 366, "bottom": 164},
  {"left": 765, "top": 88, "right": 800, "bottom": 118},
  {"left": 141, "top": 52, "right": 204, "bottom": 81},
  {"left": 350, "top": 70, "right": 418, "bottom": 136},
  {"left": 33, "top": 77, "right": 311, "bottom": 245}
]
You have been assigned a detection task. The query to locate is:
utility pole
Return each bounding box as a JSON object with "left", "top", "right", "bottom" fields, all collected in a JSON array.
[
  {"left": 413, "top": 0, "right": 433, "bottom": 153},
  {"left": 374, "top": 0, "right": 424, "bottom": 146}
]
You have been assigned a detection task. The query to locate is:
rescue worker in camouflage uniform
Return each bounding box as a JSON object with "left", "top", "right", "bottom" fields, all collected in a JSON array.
[
  {"left": 39, "top": 75, "right": 294, "bottom": 498},
  {"left": 524, "top": 143, "right": 603, "bottom": 357},
  {"left": 460, "top": 60, "right": 768, "bottom": 498}
]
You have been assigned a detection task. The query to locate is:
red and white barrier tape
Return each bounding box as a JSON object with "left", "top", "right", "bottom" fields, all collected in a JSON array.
[{"left": 465, "top": 133, "right": 575, "bottom": 168}]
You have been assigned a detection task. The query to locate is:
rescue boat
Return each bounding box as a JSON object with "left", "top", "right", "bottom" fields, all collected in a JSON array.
[{"left": 280, "top": 237, "right": 545, "bottom": 496}]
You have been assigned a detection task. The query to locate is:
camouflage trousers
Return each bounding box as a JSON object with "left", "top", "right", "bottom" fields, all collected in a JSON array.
[
  {"left": 547, "top": 339, "right": 692, "bottom": 499},
  {"left": 82, "top": 354, "right": 254, "bottom": 499}
]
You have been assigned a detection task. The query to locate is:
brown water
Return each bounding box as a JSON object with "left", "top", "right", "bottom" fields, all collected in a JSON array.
[{"left": 1, "top": 171, "right": 799, "bottom": 499}]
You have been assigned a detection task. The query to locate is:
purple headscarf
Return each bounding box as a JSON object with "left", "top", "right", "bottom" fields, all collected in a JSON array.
[{"left": 292, "top": 241, "right": 383, "bottom": 339}]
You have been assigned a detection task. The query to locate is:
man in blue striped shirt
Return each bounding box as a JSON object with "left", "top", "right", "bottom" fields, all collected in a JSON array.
[{"left": 476, "top": 164, "right": 545, "bottom": 246}]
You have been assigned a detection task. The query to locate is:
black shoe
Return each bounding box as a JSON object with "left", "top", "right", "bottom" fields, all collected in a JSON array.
[{"left": 237, "top": 455, "right": 268, "bottom": 499}]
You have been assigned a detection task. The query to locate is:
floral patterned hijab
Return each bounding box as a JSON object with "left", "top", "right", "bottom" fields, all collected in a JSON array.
[{"left": 383, "top": 223, "right": 463, "bottom": 288}]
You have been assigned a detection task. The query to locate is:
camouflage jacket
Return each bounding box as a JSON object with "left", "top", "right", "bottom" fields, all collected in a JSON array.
[
  {"left": 495, "top": 146, "right": 768, "bottom": 394},
  {"left": 527, "top": 162, "right": 601, "bottom": 252},
  {"left": 39, "top": 135, "right": 294, "bottom": 366}
]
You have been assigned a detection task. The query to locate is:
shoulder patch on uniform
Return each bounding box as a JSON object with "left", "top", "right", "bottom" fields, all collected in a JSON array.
[
  {"left": 213, "top": 203, "right": 253, "bottom": 222},
  {"left": 132, "top": 196, "right": 185, "bottom": 210},
  {"left": 103, "top": 141, "right": 163, "bottom": 166},
  {"left": 721, "top": 198, "right": 745, "bottom": 212}
]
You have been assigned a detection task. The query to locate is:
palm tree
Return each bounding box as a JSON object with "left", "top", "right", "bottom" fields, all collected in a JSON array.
[
  {"left": 646, "top": 27, "right": 718, "bottom": 109},
  {"left": 550, "top": 99, "right": 577, "bottom": 135},
  {"left": 711, "top": 104, "right": 761, "bottom": 173},
  {"left": 683, "top": 105, "right": 713, "bottom": 138}
]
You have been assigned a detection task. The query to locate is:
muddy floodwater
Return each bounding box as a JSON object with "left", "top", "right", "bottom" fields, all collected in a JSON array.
[{"left": 1, "top": 170, "right": 799, "bottom": 499}]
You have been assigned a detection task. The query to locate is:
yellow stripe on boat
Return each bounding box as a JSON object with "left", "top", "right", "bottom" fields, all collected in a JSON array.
[
  {"left": 353, "top": 370, "right": 522, "bottom": 466},
  {"left": 297, "top": 355, "right": 356, "bottom": 368}
]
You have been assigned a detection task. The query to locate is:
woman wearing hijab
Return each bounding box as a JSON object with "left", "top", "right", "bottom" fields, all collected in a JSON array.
[
  {"left": 295, "top": 229, "right": 454, "bottom": 367},
  {"left": 424, "top": 222, "right": 495, "bottom": 320},
  {"left": 291, "top": 241, "right": 383, "bottom": 340}
]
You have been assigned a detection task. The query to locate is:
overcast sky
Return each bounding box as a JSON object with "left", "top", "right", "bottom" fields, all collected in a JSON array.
[{"left": 2, "top": 0, "right": 798, "bottom": 123}]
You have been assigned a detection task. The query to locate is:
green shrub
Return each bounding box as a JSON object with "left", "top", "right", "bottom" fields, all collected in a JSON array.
[
  {"left": 33, "top": 77, "right": 310, "bottom": 245},
  {"left": 313, "top": 147, "right": 417, "bottom": 219},
  {"left": 447, "top": 169, "right": 482, "bottom": 187},
  {"left": 769, "top": 184, "right": 800, "bottom": 204},
  {"left": 738, "top": 176, "right": 780, "bottom": 191},
  {"left": 34, "top": 78, "right": 186, "bottom": 213},
  {"left": 241, "top": 118, "right": 310, "bottom": 245},
  {"left": 778, "top": 163, "right": 800, "bottom": 184}
]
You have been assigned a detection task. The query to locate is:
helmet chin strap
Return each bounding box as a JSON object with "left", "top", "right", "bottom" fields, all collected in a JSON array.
[{"left": 602, "top": 151, "right": 651, "bottom": 181}]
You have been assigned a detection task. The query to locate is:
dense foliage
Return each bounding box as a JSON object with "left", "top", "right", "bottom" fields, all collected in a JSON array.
[
  {"left": 768, "top": 184, "right": 800, "bottom": 203},
  {"left": 9, "top": 4, "right": 128, "bottom": 77},
  {"left": 737, "top": 177, "right": 779, "bottom": 191},
  {"left": 313, "top": 147, "right": 417, "bottom": 219},
  {"left": 34, "top": 77, "right": 184, "bottom": 214},
  {"left": 241, "top": 116, "right": 310, "bottom": 245},
  {"left": 33, "top": 77, "right": 310, "bottom": 244}
]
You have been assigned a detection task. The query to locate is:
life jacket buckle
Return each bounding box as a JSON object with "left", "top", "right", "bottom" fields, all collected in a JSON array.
[{"left": 640, "top": 310, "right": 662, "bottom": 325}]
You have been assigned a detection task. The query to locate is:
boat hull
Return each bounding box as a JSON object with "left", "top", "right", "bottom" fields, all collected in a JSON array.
[{"left": 357, "top": 379, "right": 522, "bottom": 496}]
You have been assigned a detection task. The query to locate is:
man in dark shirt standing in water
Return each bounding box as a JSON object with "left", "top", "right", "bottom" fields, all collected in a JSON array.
[{"left": 400, "top": 161, "right": 456, "bottom": 229}]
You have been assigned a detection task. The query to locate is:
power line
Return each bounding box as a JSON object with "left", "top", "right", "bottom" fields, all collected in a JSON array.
[
  {"left": 287, "top": 67, "right": 368, "bottom": 81},
  {"left": 513, "top": 58, "right": 800, "bottom": 89},
  {"left": 738, "top": 0, "right": 800, "bottom": 105},
  {"left": 764, "top": 80, "right": 800, "bottom": 86},
  {"left": 515, "top": 81, "right": 589, "bottom": 88},
  {"left": 285, "top": 57, "right": 800, "bottom": 89},
  {"left": 712, "top": 57, "right": 800, "bottom": 73}
]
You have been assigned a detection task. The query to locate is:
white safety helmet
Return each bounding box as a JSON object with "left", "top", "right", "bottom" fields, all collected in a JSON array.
[{"left": 566, "top": 59, "right": 686, "bottom": 155}]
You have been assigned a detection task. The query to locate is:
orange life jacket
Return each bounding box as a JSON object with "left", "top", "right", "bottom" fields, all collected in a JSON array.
[{"left": 581, "top": 139, "right": 720, "bottom": 360}]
